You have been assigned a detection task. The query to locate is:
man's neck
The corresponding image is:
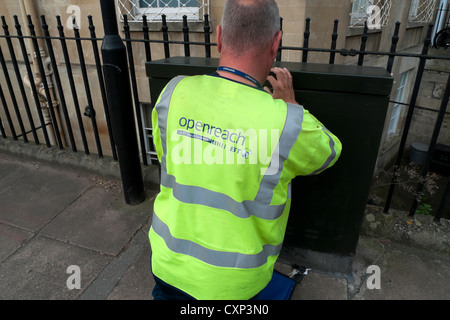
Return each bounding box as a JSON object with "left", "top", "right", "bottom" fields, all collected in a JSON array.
[{"left": 217, "top": 52, "right": 270, "bottom": 88}]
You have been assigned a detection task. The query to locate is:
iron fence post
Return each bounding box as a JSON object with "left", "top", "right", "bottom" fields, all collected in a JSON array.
[
  {"left": 100, "top": 0, "right": 145, "bottom": 205},
  {"left": 409, "top": 72, "right": 450, "bottom": 217},
  {"left": 383, "top": 24, "right": 434, "bottom": 214}
]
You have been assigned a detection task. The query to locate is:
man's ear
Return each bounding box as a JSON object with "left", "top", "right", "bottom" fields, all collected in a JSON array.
[
  {"left": 216, "top": 25, "right": 223, "bottom": 53},
  {"left": 271, "top": 31, "right": 283, "bottom": 60}
]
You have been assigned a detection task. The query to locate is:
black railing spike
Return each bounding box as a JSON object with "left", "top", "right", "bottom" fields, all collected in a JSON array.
[
  {"left": 161, "top": 14, "right": 170, "bottom": 58},
  {"left": 277, "top": 17, "right": 283, "bottom": 61},
  {"left": 303, "top": 18, "right": 311, "bottom": 63},
  {"left": 40, "top": 14, "right": 48, "bottom": 30},
  {"left": 386, "top": 21, "right": 401, "bottom": 73},
  {"left": 88, "top": 15, "right": 97, "bottom": 35},
  {"left": 358, "top": 21, "right": 369, "bottom": 66},
  {"left": 204, "top": 14, "right": 211, "bottom": 58},
  {"left": 56, "top": 15, "right": 63, "bottom": 30},
  {"left": 123, "top": 14, "right": 129, "bottom": 30},
  {"left": 183, "top": 15, "right": 190, "bottom": 57},
  {"left": 142, "top": 15, "right": 152, "bottom": 62},
  {"left": 329, "top": 19, "right": 339, "bottom": 64}
]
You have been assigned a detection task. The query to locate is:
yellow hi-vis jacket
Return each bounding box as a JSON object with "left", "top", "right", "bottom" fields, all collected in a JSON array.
[{"left": 150, "top": 74, "right": 342, "bottom": 300}]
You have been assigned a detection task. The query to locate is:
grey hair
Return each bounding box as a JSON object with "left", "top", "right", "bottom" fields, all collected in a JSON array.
[{"left": 221, "top": 0, "right": 280, "bottom": 54}]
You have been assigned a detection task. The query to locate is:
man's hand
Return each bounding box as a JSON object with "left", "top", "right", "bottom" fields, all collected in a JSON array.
[{"left": 264, "top": 67, "right": 299, "bottom": 105}]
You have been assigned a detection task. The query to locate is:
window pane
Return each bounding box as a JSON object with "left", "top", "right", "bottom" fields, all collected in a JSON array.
[
  {"left": 352, "top": 0, "right": 374, "bottom": 14},
  {"left": 139, "top": 0, "right": 157, "bottom": 8},
  {"left": 164, "top": 1, "right": 180, "bottom": 8},
  {"left": 388, "top": 105, "right": 401, "bottom": 134},
  {"left": 388, "top": 71, "right": 410, "bottom": 135},
  {"left": 183, "top": 0, "right": 199, "bottom": 6},
  {"left": 409, "top": 0, "right": 420, "bottom": 19},
  {"left": 139, "top": 0, "right": 199, "bottom": 8},
  {"left": 124, "top": 0, "right": 208, "bottom": 21}
]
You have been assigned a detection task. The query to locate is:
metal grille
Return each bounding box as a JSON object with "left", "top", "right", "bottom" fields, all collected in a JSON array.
[
  {"left": 349, "top": 0, "right": 392, "bottom": 28},
  {"left": 117, "top": 0, "right": 210, "bottom": 22},
  {"left": 409, "top": 0, "right": 437, "bottom": 22}
]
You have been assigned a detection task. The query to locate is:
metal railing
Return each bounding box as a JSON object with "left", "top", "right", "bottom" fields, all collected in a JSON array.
[
  {"left": 0, "top": 14, "right": 113, "bottom": 160},
  {"left": 0, "top": 11, "right": 449, "bottom": 220}
]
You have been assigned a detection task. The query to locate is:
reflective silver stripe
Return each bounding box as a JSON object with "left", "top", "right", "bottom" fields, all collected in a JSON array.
[
  {"left": 308, "top": 128, "right": 337, "bottom": 176},
  {"left": 151, "top": 211, "right": 282, "bottom": 269},
  {"left": 253, "top": 103, "right": 304, "bottom": 204},
  {"left": 156, "top": 76, "right": 186, "bottom": 173},
  {"left": 162, "top": 172, "right": 285, "bottom": 219}
]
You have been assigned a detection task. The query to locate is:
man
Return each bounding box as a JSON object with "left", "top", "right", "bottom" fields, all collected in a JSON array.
[{"left": 150, "top": 0, "right": 342, "bottom": 300}]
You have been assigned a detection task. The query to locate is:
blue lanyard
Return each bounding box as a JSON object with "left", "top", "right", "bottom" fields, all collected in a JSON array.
[{"left": 217, "top": 66, "right": 263, "bottom": 90}]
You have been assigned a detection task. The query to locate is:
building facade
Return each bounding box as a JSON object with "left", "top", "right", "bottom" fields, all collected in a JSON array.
[{"left": 0, "top": 0, "right": 447, "bottom": 171}]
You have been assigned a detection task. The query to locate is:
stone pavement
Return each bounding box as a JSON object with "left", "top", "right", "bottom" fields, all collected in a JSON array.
[{"left": 1, "top": 149, "right": 449, "bottom": 301}]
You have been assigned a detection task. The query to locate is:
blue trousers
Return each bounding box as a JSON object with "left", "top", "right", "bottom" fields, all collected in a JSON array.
[
  {"left": 152, "top": 275, "right": 196, "bottom": 300},
  {"left": 152, "top": 274, "right": 260, "bottom": 300}
]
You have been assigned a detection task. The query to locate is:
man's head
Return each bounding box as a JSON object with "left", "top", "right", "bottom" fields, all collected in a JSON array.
[{"left": 219, "top": 0, "right": 281, "bottom": 56}]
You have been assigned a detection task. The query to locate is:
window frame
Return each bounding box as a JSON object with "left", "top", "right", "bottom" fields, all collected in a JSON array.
[
  {"left": 133, "top": 0, "right": 204, "bottom": 21},
  {"left": 388, "top": 71, "right": 410, "bottom": 135}
]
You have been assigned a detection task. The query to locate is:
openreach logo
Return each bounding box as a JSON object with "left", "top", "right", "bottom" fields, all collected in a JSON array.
[{"left": 171, "top": 116, "right": 280, "bottom": 176}]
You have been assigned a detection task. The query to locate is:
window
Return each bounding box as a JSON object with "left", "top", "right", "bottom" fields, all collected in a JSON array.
[
  {"left": 409, "top": 0, "right": 421, "bottom": 20},
  {"left": 349, "top": 0, "right": 392, "bottom": 28},
  {"left": 351, "top": 0, "right": 374, "bottom": 25},
  {"left": 118, "top": 0, "right": 210, "bottom": 22},
  {"left": 409, "top": 0, "right": 437, "bottom": 22},
  {"left": 388, "top": 71, "right": 410, "bottom": 135}
]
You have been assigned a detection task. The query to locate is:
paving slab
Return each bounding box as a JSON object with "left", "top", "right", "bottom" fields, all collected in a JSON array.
[
  {"left": 291, "top": 271, "right": 348, "bottom": 300},
  {"left": 0, "top": 235, "right": 112, "bottom": 299},
  {"left": 40, "top": 187, "right": 154, "bottom": 256},
  {"left": 80, "top": 227, "right": 151, "bottom": 300},
  {"left": 0, "top": 156, "right": 38, "bottom": 194},
  {"left": 350, "top": 237, "right": 450, "bottom": 300},
  {"left": 106, "top": 230, "right": 155, "bottom": 300},
  {"left": 0, "top": 159, "right": 92, "bottom": 232},
  {"left": 0, "top": 223, "right": 34, "bottom": 262}
]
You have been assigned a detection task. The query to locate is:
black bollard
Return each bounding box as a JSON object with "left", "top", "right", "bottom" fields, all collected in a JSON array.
[{"left": 100, "top": 0, "right": 145, "bottom": 205}]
